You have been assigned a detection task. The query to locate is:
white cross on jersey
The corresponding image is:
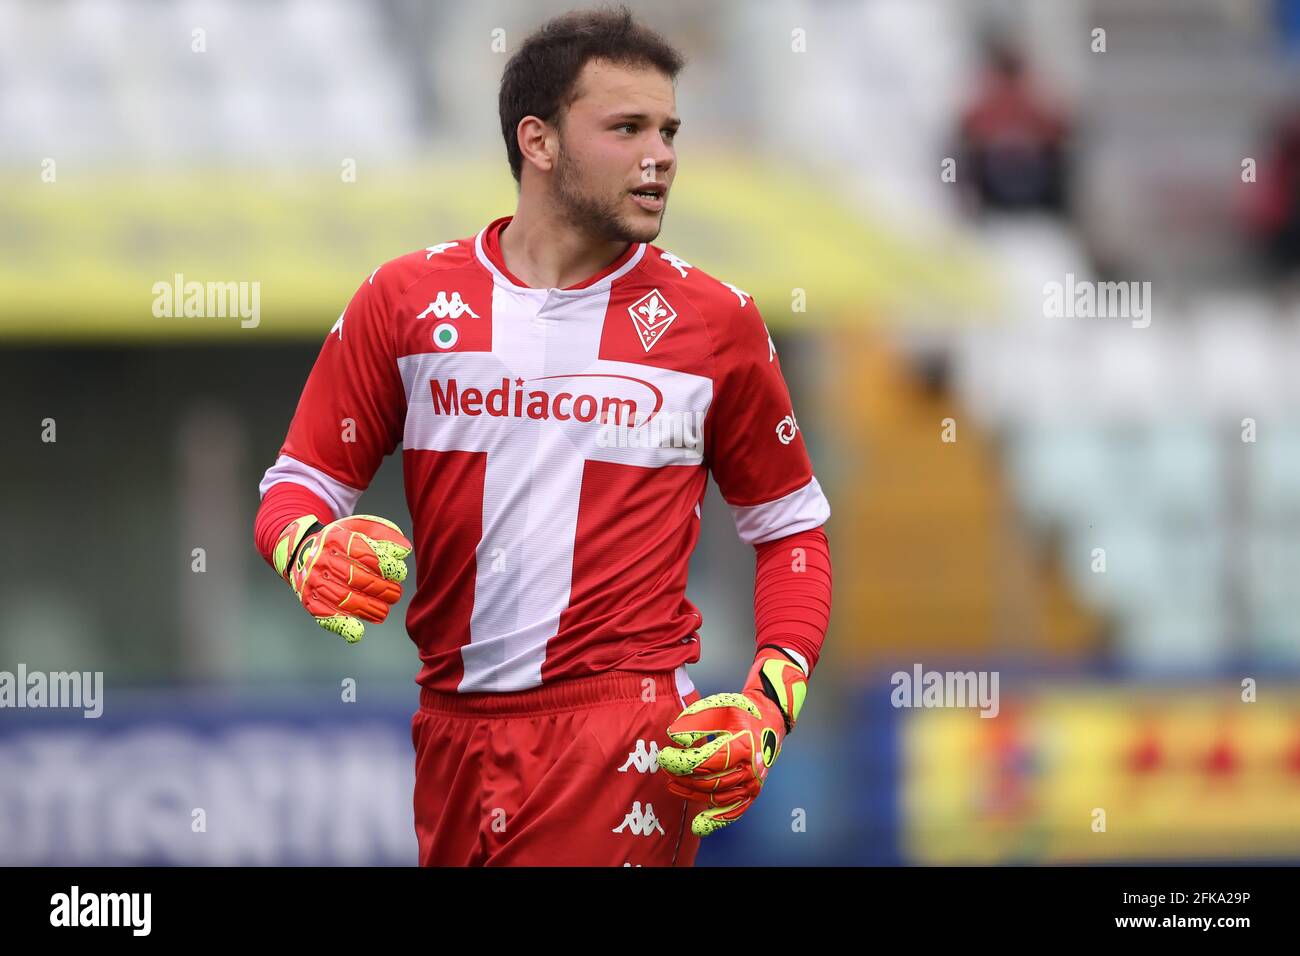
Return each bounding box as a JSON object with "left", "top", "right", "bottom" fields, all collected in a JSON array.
[{"left": 397, "top": 243, "right": 714, "bottom": 693}]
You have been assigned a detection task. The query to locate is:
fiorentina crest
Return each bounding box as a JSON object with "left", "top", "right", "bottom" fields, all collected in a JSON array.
[{"left": 628, "top": 288, "right": 677, "bottom": 352}]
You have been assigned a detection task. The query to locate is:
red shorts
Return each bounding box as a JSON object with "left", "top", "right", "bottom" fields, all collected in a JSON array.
[{"left": 410, "top": 666, "right": 704, "bottom": 866}]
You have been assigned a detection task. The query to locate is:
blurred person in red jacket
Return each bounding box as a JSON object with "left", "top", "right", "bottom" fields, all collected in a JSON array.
[
  {"left": 1243, "top": 104, "right": 1300, "bottom": 281},
  {"left": 956, "top": 39, "right": 1074, "bottom": 218}
]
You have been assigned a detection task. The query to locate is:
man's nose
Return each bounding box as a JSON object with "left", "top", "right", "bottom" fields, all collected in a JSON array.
[{"left": 641, "top": 150, "right": 673, "bottom": 180}]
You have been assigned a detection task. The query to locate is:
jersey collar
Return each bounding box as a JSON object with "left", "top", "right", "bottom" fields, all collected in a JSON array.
[{"left": 474, "top": 215, "right": 646, "bottom": 297}]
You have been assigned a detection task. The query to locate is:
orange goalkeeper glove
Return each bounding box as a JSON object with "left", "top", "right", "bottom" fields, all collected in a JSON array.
[
  {"left": 657, "top": 646, "right": 808, "bottom": 836},
  {"left": 273, "top": 513, "right": 413, "bottom": 643}
]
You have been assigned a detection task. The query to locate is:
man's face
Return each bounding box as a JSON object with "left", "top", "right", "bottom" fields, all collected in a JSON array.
[{"left": 549, "top": 58, "right": 679, "bottom": 243}]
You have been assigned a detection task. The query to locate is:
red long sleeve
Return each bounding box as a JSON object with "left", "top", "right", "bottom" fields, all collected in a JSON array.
[
  {"left": 252, "top": 482, "right": 338, "bottom": 571},
  {"left": 752, "top": 525, "right": 832, "bottom": 675}
]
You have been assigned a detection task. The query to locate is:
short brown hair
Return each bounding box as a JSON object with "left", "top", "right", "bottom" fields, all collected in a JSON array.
[{"left": 498, "top": 5, "right": 686, "bottom": 184}]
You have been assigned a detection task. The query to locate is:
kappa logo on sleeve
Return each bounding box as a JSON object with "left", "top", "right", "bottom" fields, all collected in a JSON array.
[
  {"left": 659, "top": 251, "right": 692, "bottom": 278},
  {"left": 425, "top": 242, "right": 459, "bottom": 259},
  {"left": 629, "top": 288, "right": 677, "bottom": 352},
  {"left": 722, "top": 281, "right": 749, "bottom": 307}
]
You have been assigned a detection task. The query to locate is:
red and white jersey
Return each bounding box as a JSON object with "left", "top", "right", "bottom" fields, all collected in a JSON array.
[{"left": 259, "top": 216, "right": 830, "bottom": 693}]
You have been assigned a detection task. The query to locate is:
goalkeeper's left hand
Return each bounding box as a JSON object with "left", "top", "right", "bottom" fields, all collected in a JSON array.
[{"left": 657, "top": 646, "right": 808, "bottom": 836}]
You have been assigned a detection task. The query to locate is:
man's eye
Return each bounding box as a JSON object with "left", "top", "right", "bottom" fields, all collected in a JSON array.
[
  {"left": 663, "top": 128, "right": 677, "bottom": 140},
  {"left": 618, "top": 123, "right": 636, "bottom": 134}
]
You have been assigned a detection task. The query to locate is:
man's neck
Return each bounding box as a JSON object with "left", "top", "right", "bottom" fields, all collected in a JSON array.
[{"left": 499, "top": 201, "right": 631, "bottom": 290}]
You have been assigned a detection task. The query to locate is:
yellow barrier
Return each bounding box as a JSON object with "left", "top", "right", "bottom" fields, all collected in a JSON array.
[{"left": 0, "top": 154, "right": 1000, "bottom": 341}]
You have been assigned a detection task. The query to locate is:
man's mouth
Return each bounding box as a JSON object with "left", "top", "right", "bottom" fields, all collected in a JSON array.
[{"left": 630, "top": 185, "right": 666, "bottom": 211}]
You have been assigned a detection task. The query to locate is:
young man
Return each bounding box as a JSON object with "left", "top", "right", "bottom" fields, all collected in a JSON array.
[{"left": 253, "top": 7, "right": 832, "bottom": 867}]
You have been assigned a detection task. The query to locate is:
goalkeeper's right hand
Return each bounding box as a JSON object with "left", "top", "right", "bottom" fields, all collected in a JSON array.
[{"left": 272, "top": 513, "right": 414, "bottom": 643}]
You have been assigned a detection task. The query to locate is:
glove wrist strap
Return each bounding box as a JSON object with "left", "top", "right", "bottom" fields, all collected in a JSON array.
[
  {"left": 273, "top": 514, "right": 323, "bottom": 580},
  {"left": 750, "top": 644, "right": 808, "bottom": 735}
]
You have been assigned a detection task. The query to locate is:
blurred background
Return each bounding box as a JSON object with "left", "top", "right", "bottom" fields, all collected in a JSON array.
[{"left": 4, "top": 0, "right": 1300, "bottom": 865}]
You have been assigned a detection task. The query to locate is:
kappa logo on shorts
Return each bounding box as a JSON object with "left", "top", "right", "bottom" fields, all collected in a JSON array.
[
  {"left": 612, "top": 801, "right": 665, "bottom": 836},
  {"left": 617, "top": 739, "right": 660, "bottom": 773}
]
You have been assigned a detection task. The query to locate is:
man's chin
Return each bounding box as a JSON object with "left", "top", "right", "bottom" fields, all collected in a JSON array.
[{"left": 620, "top": 212, "right": 664, "bottom": 243}]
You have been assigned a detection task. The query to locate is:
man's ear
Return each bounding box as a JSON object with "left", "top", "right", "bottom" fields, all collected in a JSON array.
[{"left": 517, "top": 115, "right": 558, "bottom": 175}]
